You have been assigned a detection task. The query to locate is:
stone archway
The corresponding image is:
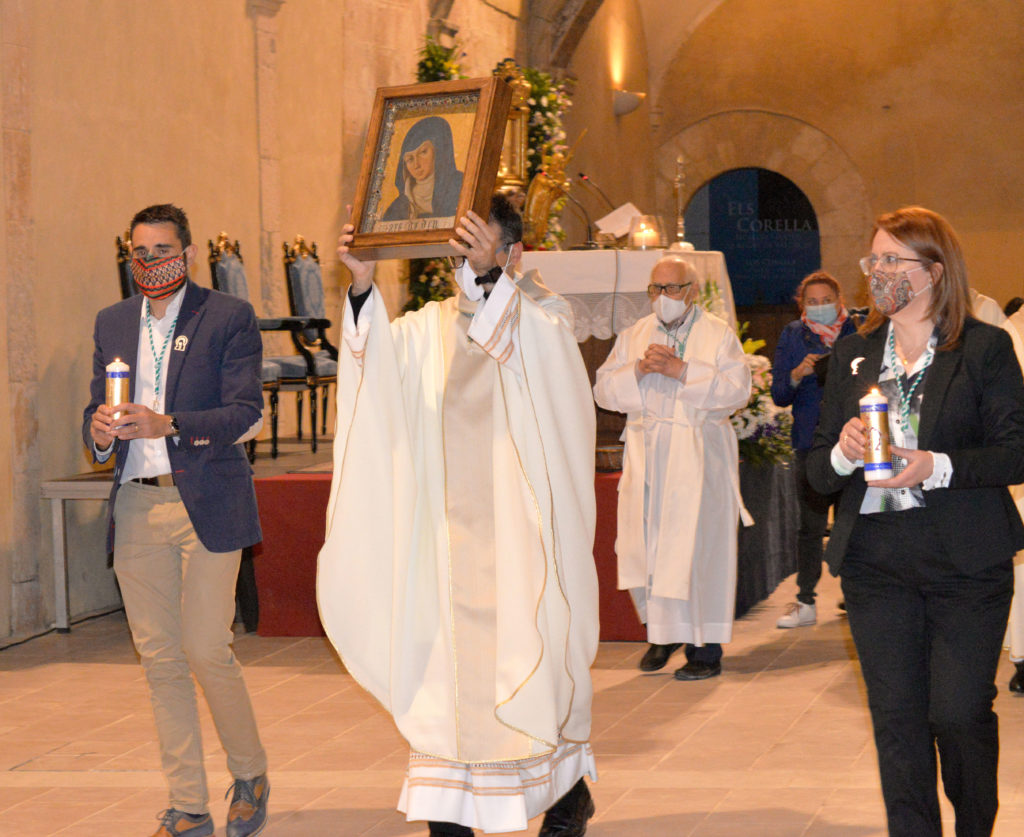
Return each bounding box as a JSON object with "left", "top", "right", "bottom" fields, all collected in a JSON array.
[{"left": 654, "top": 110, "right": 873, "bottom": 303}]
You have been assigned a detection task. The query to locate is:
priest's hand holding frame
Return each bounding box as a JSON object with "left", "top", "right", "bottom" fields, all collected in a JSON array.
[
  {"left": 449, "top": 209, "right": 501, "bottom": 277},
  {"left": 338, "top": 212, "right": 375, "bottom": 294}
]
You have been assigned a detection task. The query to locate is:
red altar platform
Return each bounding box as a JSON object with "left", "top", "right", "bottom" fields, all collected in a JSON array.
[{"left": 252, "top": 470, "right": 645, "bottom": 640}]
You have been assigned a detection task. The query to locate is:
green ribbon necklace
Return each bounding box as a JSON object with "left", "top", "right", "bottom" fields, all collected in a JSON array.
[{"left": 145, "top": 300, "right": 180, "bottom": 410}]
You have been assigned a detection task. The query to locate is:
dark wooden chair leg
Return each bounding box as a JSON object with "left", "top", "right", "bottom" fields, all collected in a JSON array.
[
  {"left": 309, "top": 383, "right": 319, "bottom": 453},
  {"left": 270, "top": 389, "right": 279, "bottom": 459},
  {"left": 295, "top": 392, "right": 304, "bottom": 440},
  {"left": 321, "top": 383, "right": 330, "bottom": 435}
]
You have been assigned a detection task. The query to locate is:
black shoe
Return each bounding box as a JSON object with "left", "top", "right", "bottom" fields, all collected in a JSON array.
[
  {"left": 428, "top": 823, "right": 473, "bottom": 836},
  {"left": 673, "top": 660, "right": 722, "bottom": 681},
  {"left": 539, "top": 779, "right": 595, "bottom": 836},
  {"left": 638, "top": 642, "right": 682, "bottom": 672},
  {"left": 1011, "top": 662, "right": 1024, "bottom": 695}
]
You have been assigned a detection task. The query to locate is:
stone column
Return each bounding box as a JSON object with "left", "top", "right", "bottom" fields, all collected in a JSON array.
[
  {"left": 1, "top": 0, "right": 41, "bottom": 634},
  {"left": 247, "top": 0, "right": 287, "bottom": 322}
]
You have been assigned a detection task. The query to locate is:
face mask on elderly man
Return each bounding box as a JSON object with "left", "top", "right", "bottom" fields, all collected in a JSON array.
[{"left": 653, "top": 293, "right": 690, "bottom": 324}]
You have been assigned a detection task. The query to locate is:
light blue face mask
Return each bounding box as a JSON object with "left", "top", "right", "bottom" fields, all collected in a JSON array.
[{"left": 805, "top": 302, "right": 838, "bottom": 325}]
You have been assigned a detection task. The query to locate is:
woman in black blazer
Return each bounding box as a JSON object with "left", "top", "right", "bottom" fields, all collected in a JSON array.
[{"left": 808, "top": 207, "right": 1024, "bottom": 837}]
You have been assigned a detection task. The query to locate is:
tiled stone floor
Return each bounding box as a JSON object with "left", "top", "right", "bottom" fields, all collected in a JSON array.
[{"left": 2, "top": 570, "right": 1023, "bottom": 836}]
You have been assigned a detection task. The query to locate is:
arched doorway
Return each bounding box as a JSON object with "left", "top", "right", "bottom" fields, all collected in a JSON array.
[{"left": 685, "top": 167, "right": 821, "bottom": 306}]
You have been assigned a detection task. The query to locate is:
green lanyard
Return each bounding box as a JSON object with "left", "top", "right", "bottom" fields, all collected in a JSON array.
[
  {"left": 887, "top": 326, "right": 934, "bottom": 427},
  {"left": 658, "top": 306, "right": 699, "bottom": 359},
  {"left": 145, "top": 301, "right": 180, "bottom": 410}
]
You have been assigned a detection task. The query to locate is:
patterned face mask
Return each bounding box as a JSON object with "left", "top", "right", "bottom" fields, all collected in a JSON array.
[
  {"left": 131, "top": 253, "right": 188, "bottom": 299},
  {"left": 869, "top": 269, "right": 929, "bottom": 317}
]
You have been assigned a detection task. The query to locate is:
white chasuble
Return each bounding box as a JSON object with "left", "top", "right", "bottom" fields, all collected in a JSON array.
[
  {"left": 594, "top": 308, "right": 751, "bottom": 644},
  {"left": 318, "top": 276, "right": 599, "bottom": 766}
]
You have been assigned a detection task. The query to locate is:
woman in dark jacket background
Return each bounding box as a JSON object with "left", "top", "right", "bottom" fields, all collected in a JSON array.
[{"left": 771, "top": 271, "right": 858, "bottom": 628}]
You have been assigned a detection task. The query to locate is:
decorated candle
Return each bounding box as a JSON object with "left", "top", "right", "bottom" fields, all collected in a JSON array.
[
  {"left": 105, "top": 358, "right": 130, "bottom": 419},
  {"left": 859, "top": 387, "right": 892, "bottom": 481}
]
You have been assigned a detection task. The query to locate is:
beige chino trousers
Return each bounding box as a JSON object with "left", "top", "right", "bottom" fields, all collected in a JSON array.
[{"left": 113, "top": 481, "right": 267, "bottom": 814}]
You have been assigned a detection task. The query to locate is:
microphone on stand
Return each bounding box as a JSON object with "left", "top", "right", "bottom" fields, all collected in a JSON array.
[
  {"left": 563, "top": 190, "right": 599, "bottom": 249},
  {"left": 578, "top": 172, "right": 616, "bottom": 212}
]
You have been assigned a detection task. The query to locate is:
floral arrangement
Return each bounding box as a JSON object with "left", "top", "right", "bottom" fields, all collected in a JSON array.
[
  {"left": 693, "top": 289, "right": 793, "bottom": 466},
  {"left": 416, "top": 36, "right": 465, "bottom": 82},
  {"left": 520, "top": 67, "right": 572, "bottom": 181},
  {"left": 730, "top": 327, "right": 794, "bottom": 466},
  {"left": 521, "top": 66, "right": 573, "bottom": 249},
  {"left": 404, "top": 258, "right": 455, "bottom": 312}
]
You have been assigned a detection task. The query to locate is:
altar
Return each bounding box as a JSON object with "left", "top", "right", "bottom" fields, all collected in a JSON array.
[
  {"left": 250, "top": 460, "right": 798, "bottom": 638},
  {"left": 520, "top": 248, "right": 737, "bottom": 341}
]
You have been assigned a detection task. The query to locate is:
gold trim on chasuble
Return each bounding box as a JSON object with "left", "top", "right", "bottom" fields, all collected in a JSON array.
[
  {"left": 498, "top": 311, "right": 583, "bottom": 744},
  {"left": 441, "top": 294, "right": 561, "bottom": 761}
]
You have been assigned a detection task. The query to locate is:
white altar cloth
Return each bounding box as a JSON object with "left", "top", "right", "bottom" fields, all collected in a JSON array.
[{"left": 519, "top": 249, "right": 736, "bottom": 341}]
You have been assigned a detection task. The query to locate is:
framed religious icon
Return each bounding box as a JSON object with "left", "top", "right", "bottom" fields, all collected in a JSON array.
[{"left": 349, "top": 76, "right": 513, "bottom": 261}]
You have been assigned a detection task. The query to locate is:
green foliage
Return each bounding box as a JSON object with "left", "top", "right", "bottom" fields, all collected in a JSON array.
[
  {"left": 404, "top": 258, "right": 455, "bottom": 312},
  {"left": 416, "top": 36, "right": 464, "bottom": 83}
]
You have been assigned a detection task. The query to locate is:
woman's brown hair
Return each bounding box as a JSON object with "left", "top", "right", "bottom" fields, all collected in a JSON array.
[
  {"left": 859, "top": 206, "right": 969, "bottom": 351},
  {"left": 794, "top": 270, "right": 842, "bottom": 309}
]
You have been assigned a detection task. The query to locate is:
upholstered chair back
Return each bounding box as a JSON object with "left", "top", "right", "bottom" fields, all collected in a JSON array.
[{"left": 283, "top": 237, "right": 325, "bottom": 343}]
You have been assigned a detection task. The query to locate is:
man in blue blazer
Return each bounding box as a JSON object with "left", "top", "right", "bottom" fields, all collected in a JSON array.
[{"left": 83, "top": 204, "right": 269, "bottom": 837}]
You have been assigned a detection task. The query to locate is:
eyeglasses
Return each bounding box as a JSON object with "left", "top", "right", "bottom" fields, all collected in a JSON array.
[
  {"left": 647, "top": 282, "right": 692, "bottom": 298},
  {"left": 859, "top": 253, "right": 926, "bottom": 276}
]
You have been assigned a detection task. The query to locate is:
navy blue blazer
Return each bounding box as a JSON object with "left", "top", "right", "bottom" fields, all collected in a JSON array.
[
  {"left": 807, "top": 317, "right": 1024, "bottom": 576},
  {"left": 82, "top": 281, "right": 263, "bottom": 553}
]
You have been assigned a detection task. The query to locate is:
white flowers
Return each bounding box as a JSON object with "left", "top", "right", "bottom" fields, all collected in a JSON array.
[{"left": 728, "top": 351, "right": 794, "bottom": 462}]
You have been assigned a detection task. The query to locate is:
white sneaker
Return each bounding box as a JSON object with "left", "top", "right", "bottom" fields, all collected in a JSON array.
[{"left": 776, "top": 601, "right": 817, "bottom": 628}]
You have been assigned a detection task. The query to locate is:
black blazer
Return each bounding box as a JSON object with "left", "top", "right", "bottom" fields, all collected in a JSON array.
[{"left": 807, "top": 317, "right": 1024, "bottom": 575}]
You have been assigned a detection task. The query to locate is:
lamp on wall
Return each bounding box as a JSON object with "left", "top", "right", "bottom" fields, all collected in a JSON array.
[{"left": 613, "top": 88, "right": 646, "bottom": 117}]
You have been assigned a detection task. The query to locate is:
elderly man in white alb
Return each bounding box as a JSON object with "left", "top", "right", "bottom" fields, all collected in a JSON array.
[
  {"left": 594, "top": 255, "right": 751, "bottom": 680},
  {"left": 317, "top": 194, "right": 599, "bottom": 836}
]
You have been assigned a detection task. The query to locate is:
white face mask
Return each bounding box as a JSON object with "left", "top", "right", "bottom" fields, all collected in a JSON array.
[{"left": 654, "top": 294, "right": 689, "bottom": 324}]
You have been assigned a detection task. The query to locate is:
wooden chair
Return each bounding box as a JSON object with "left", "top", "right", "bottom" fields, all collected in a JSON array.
[
  {"left": 282, "top": 236, "right": 338, "bottom": 453},
  {"left": 208, "top": 233, "right": 295, "bottom": 460},
  {"left": 115, "top": 231, "right": 140, "bottom": 299}
]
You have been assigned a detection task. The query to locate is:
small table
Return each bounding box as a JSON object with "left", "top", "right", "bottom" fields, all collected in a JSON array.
[{"left": 40, "top": 472, "right": 114, "bottom": 632}]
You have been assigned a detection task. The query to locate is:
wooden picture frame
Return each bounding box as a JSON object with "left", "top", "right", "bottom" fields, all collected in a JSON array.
[{"left": 349, "top": 76, "right": 513, "bottom": 261}]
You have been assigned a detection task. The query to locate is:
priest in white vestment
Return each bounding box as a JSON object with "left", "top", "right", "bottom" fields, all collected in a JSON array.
[
  {"left": 594, "top": 255, "right": 752, "bottom": 680},
  {"left": 318, "top": 195, "right": 599, "bottom": 836}
]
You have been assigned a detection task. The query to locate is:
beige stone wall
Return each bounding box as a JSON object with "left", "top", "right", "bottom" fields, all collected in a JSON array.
[
  {"left": 560, "top": 0, "right": 655, "bottom": 246},
  {"left": 647, "top": 0, "right": 1024, "bottom": 305},
  {"left": 0, "top": 0, "right": 522, "bottom": 639}
]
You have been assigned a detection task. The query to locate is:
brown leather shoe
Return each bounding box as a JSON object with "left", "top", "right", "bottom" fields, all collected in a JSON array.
[
  {"left": 151, "top": 809, "right": 213, "bottom": 837},
  {"left": 225, "top": 773, "right": 269, "bottom": 837}
]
